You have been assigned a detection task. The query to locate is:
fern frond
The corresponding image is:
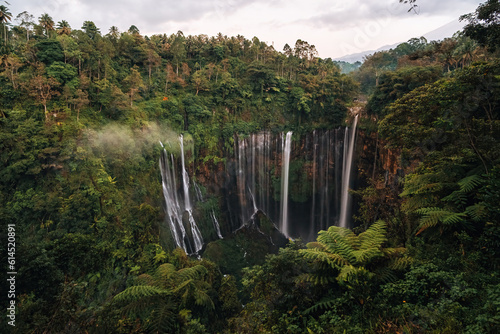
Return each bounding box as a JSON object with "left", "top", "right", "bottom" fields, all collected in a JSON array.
[
  {"left": 358, "top": 221, "right": 387, "bottom": 250},
  {"left": 442, "top": 190, "right": 467, "bottom": 207},
  {"left": 388, "top": 256, "right": 413, "bottom": 271},
  {"left": 172, "top": 279, "right": 193, "bottom": 295},
  {"left": 458, "top": 174, "right": 483, "bottom": 193},
  {"left": 372, "top": 266, "right": 397, "bottom": 283},
  {"left": 401, "top": 173, "right": 445, "bottom": 197},
  {"left": 415, "top": 207, "right": 466, "bottom": 234},
  {"left": 147, "top": 299, "right": 177, "bottom": 333},
  {"left": 174, "top": 265, "right": 208, "bottom": 283},
  {"left": 466, "top": 203, "right": 488, "bottom": 222},
  {"left": 155, "top": 263, "right": 176, "bottom": 287},
  {"left": 303, "top": 298, "right": 337, "bottom": 315},
  {"left": 299, "top": 272, "right": 333, "bottom": 285},
  {"left": 317, "top": 227, "right": 356, "bottom": 264},
  {"left": 402, "top": 195, "right": 437, "bottom": 212},
  {"left": 300, "top": 248, "right": 350, "bottom": 269},
  {"left": 193, "top": 287, "right": 215, "bottom": 310},
  {"left": 441, "top": 212, "right": 466, "bottom": 226},
  {"left": 137, "top": 273, "right": 154, "bottom": 286},
  {"left": 113, "top": 285, "right": 170, "bottom": 304},
  {"left": 337, "top": 265, "right": 372, "bottom": 285},
  {"left": 382, "top": 247, "right": 407, "bottom": 257}
]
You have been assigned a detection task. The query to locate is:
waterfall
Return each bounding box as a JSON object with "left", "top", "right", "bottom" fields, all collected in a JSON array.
[
  {"left": 159, "top": 124, "right": 360, "bottom": 249},
  {"left": 180, "top": 135, "right": 191, "bottom": 210},
  {"left": 159, "top": 137, "right": 203, "bottom": 254},
  {"left": 194, "top": 182, "right": 204, "bottom": 202},
  {"left": 227, "top": 127, "right": 359, "bottom": 241},
  {"left": 187, "top": 210, "right": 203, "bottom": 252},
  {"left": 159, "top": 149, "right": 186, "bottom": 251},
  {"left": 280, "top": 131, "right": 292, "bottom": 237},
  {"left": 339, "top": 115, "right": 359, "bottom": 228},
  {"left": 211, "top": 211, "right": 223, "bottom": 239}
]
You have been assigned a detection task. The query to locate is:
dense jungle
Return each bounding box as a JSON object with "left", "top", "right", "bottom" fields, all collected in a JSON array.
[{"left": 1, "top": 1, "right": 500, "bottom": 333}]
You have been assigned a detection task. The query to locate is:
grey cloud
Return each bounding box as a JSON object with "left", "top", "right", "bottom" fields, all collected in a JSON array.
[{"left": 299, "top": 0, "right": 479, "bottom": 31}]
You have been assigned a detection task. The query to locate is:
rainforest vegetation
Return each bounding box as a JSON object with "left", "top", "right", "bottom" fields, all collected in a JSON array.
[{"left": 1, "top": 1, "right": 500, "bottom": 333}]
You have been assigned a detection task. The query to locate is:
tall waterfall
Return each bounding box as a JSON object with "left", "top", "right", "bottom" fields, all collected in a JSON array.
[
  {"left": 280, "top": 131, "right": 293, "bottom": 237},
  {"left": 230, "top": 127, "right": 358, "bottom": 241},
  {"left": 339, "top": 115, "right": 359, "bottom": 228},
  {"left": 159, "top": 136, "right": 203, "bottom": 254}
]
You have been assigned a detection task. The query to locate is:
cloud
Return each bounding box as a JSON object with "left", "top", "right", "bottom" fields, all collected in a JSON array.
[
  {"left": 8, "top": 0, "right": 482, "bottom": 59},
  {"left": 298, "top": 0, "right": 478, "bottom": 30}
]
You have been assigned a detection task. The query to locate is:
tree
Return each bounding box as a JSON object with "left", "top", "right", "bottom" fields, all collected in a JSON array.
[
  {"left": 128, "top": 25, "right": 140, "bottom": 35},
  {"left": 71, "top": 89, "right": 89, "bottom": 121},
  {"left": 82, "top": 21, "right": 100, "bottom": 40},
  {"left": 0, "top": 4, "right": 11, "bottom": 24},
  {"left": 1, "top": 54, "right": 22, "bottom": 89},
  {"left": 191, "top": 69, "right": 209, "bottom": 95},
  {"left": 144, "top": 46, "right": 161, "bottom": 82},
  {"left": 38, "top": 13, "right": 55, "bottom": 37},
  {"left": 26, "top": 74, "right": 61, "bottom": 120},
  {"left": 300, "top": 221, "right": 408, "bottom": 304},
  {"left": 461, "top": 0, "right": 500, "bottom": 51},
  {"left": 122, "top": 66, "right": 145, "bottom": 106},
  {"left": 56, "top": 20, "right": 71, "bottom": 36},
  {"left": 113, "top": 262, "right": 214, "bottom": 333},
  {"left": 15, "top": 11, "right": 34, "bottom": 41},
  {"left": 0, "top": 4, "right": 12, "bottom": 46},
  {"left": 107, "top": 25, "right": 119, "bottom": 40}
]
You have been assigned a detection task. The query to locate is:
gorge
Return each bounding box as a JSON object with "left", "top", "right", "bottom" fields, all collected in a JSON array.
[{"left": 159, "top": 117, "right": 360, "bottom": 253}]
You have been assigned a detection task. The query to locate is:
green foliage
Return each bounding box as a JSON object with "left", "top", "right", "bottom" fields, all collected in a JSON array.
[
  {"left": 1, "top": 4, "right": 500, "bottom": 333},
  {"left": 300, "top": 221, "right": 408, "bottom": 289},
  {"left": 112, "top": 260, "right": 215, "bottom": 333},
  {"left": 461, "top": 0, "right": 500, "bottom": 51},
  {"left": 35, "top": 39, "right": 64, "bottom": 64},
  {"left": 46, "top": 61, "right": 78, "bottom": 88},
  {"left": 367, "top": 65, "right": 442, "bottom": 116}
]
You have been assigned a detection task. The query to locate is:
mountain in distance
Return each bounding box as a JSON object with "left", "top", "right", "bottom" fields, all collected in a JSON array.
[{"left": 334, "top": 19, "right": 465, "bottom": 64}]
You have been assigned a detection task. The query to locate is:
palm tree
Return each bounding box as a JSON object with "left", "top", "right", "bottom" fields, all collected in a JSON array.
[
  {"left": 38, "top": 13, "right": 54, "bottom": 37},
  {"left": 81, "top": 20, "right": 100, "bottom": 39},
  {"left": 56, "top": 20, "right": 71, "bottom": 35},
  {"left": 108, "top": 25, "right": 119, "bottom": 40},
  {"left": 128, "top": 24, "right": 140, "bottom": 35},
  {"left": 0, "top": 5, "right": 12, "bottom": 45}
]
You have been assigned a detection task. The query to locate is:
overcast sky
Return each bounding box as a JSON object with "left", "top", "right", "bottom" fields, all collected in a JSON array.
[{"left": 8, "top": 0, "right": 481, "bottom": 59}]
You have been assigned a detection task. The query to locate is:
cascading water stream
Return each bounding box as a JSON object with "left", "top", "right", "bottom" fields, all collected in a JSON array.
[
  {"left": 280, "top": 131, "right": 293, "bottom": 238},
  {"left": 211, "top": 211, "right": 223, "bottom": 239},
  {"left": 179, "top": 135, "right": 203, "bottom": 253},
  {"left": 180, "top": 135, "right": 191, "bottom": 210},
  {"left": 159, "top": 137, "right": 203, "bottom": 254},
  {"left": 159, "top": 147, "right": 186, "bottom": 251},
  {"left": 339, "top": 115, "right": 359, "bottom": 228}
]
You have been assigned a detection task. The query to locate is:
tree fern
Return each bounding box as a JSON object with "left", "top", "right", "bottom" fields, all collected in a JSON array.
[
  {"left": 112, "top": 261, "right": 214, "bottom": 333},
  {"left": 300, "top": 221, "right": 407, "bottom": 287}
]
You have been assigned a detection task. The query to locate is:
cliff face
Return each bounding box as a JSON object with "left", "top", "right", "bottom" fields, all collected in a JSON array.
[
  {"left": 162, "top": 110, "right": 409, "bottom": 250},
  {"left": 188, "top": 128, "right": 359, "bottom": 242}
]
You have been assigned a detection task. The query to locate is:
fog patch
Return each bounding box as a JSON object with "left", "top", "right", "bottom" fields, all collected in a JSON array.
[{"left": 87, "top": 122, "right": 185, "bottom": 158}]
